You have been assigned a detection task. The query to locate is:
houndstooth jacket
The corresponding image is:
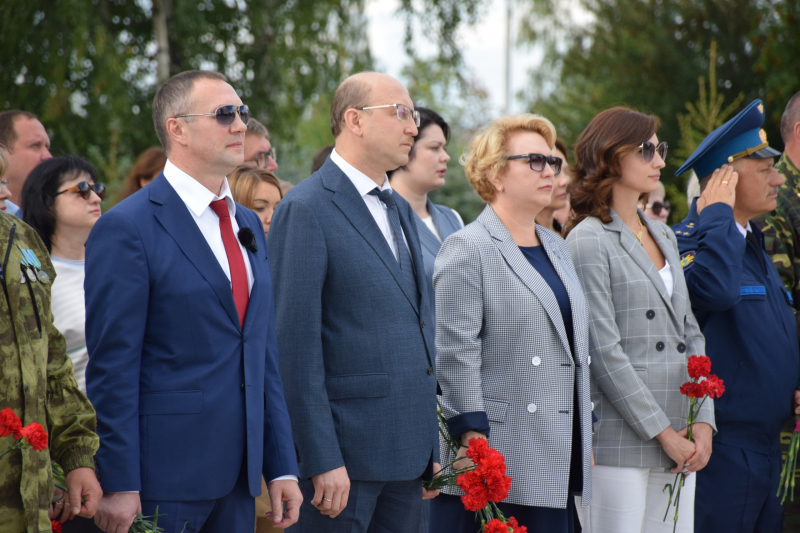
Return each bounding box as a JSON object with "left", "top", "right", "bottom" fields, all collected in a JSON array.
[
  {"left": 434, "top": 204, "right": 593, "bottom": 509},
  {"left": 566, "top": 209, "right": 716, "bottom": 470}
]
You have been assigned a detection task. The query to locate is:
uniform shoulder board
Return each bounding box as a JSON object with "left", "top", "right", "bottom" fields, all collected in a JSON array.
[
  {"left": 673, "top": 221, "right": 698, "bottom": 237},
  {"left": 680, "top": 251, "right": 696, "bottom": 270}
]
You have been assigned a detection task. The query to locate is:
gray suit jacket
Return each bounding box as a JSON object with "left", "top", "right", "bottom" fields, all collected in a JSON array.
[
  {"left": 566, "top": 209, "right": 715, "bottom": 470},
  {"left": 434, "top": 205, "right": 592, "bottom": 508}
]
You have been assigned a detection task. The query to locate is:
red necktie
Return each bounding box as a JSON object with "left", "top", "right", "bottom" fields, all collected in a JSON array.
[{"left": 209, "top": 199, "right": 249, "bottom": 328}]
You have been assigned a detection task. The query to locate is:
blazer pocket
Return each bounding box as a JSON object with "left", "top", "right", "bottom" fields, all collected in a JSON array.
[
  {"left": 485, "top": 399, "right": 509, "bottom": 423},
  {"left": 632, "top": 365, "right": 648, "bottom": 378},
  {"left": 139, "top": 390, "right": 204, "bottom": 415},
  {"left": 326, "top": 373, "right": 390, "bottom": 400}
]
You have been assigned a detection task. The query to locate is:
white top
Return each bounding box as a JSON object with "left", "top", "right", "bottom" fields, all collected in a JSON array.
[
  {"left": 50, "top": 257, "right": 89, "bottom": 393},
  {"left": 330, "top": 148, "right": 410, "bottom": 259},
  {"left": 163, "top": 160, "right": 254, "bottom": 292},
  {"left": 659, "top": 262, "right": 674, "bottom": 299},
  {"left": 421, "top": 216, "right": 442, "bottom": 241},
  {"left": 735, "top": 220, "right": 752, "bottom": 239},
  {"left": 162, "top": 161, "right": 295, "bottom": 484}
]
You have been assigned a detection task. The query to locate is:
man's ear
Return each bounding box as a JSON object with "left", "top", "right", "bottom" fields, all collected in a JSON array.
[
  {"left": 342, "top": 109, "right": 365, "bottom": 138},
  {"left": 166, "top": 117, "right": 190, "bottom": 149}
]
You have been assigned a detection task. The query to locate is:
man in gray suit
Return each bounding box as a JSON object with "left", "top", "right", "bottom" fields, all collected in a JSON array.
[{"left": 268, "top": 72, "right": 440, "bottom": 532}]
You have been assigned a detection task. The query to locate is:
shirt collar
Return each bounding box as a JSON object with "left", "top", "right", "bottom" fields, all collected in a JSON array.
[
  {"left": 163, "top": 160, "right": 235, "bottom": 217},
  {"left": 330, "top": 148, "right": 391, "bottom": 196},
  {"left": 735, "top": 220, "right": 751, "bottom": 239}
]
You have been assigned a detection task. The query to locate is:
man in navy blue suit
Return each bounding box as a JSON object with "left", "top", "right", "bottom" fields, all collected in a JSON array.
[
  {"left": 267, "top": 72, "right": 440, "bottom": 532},
  {"left": 85, "top": 70, "right": 301, "bottom": 533}
]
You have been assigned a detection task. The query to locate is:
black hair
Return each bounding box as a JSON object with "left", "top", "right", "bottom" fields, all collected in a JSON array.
[
  {"left": 22, "top": 156, "right": 99, "bottom": 252},
  {"left": 388, "top": 107, "right": 450, "bottom": 178}
]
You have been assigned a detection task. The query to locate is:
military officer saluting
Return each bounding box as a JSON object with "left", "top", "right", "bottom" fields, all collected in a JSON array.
[
  {"left": 673, "top": 99, "right": 800, "bottom": 533},
  {"left": 0, "top": 149, "right": 101, "bottom": 532}
]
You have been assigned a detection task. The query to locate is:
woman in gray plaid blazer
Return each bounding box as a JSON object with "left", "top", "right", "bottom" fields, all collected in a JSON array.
[
  {"left": 565, "top": 108, "right": 716, "bottom": 533},
  {"left": 429, "top": 114, "right": 592, "bottom": 533}
]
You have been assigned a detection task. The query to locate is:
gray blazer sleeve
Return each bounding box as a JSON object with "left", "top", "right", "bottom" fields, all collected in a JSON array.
[
  {"left": 665, "top": 226, "right": 716, "bottom": 430},
  {"left": 568, "top": 223, "right": 672, "bottom": 440},
  {"left": 433, "top": 233, "right": 487, "bottom": 423}
]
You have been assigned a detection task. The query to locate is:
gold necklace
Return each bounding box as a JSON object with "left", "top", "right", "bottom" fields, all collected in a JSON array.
[{"left": 634, "top": 214, "right": 644, "bottom": 243}]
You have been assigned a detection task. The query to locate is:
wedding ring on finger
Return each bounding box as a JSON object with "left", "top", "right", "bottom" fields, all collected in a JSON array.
[
  {"left": 323, "top": 498, "right": 332, "bottom": 502},
  {"left": 722, "top": 180, "right": 729, "bottom": 184}
]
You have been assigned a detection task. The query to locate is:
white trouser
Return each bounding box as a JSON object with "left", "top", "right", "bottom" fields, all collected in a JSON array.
[{"left": 586, "top": 465, "right": 696, "bottom": 533}]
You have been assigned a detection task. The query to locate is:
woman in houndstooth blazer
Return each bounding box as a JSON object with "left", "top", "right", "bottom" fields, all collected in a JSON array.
[
  {"left": 565, "top": 108, "right": 716, "bottom": 533},
  {"left": 429, "top": 114, "right": 593, "bottom": 533}
]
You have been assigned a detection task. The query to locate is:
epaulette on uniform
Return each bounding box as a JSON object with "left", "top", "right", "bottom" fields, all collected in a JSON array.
[{"left": 673, "top": 221, "right": 698, "bottom": 238}]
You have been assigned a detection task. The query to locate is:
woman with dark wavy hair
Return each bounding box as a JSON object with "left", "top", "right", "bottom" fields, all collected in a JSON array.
[{"left": 565, "top": 108, "right": 714, "bottom": 533}]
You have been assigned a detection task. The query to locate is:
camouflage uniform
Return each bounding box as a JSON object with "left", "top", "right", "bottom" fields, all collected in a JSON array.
[
  {"left": 0, "top": 211, "right": 99, "bottom": 533},
  {"left": 754, "top": 152, "right": 800, "bottom": 308}
]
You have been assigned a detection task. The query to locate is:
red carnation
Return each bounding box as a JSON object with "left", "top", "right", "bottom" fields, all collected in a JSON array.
[
  {"left": 51, "top": 520, "right": 63, "bottom": 533},
  {"left": 680, "top": 382, "right": 703, "bottom": 398},
  {"left": 20, "top": 423, "right": 48, "bottom": 451},
  {"left": 483, "top": 518, "right": 511, "bottom": 533},
  {"left": 687, "top": 355, "right": 712, "bottom": 379},
  {"left": 704, "top": 375, "right": 725, "bottom": 399},
  {"left": 0, "top": 408, "right": 23, "bottom": 438},
  {"left": 506, "top": 516, "right": 527, "bottom": 533}
]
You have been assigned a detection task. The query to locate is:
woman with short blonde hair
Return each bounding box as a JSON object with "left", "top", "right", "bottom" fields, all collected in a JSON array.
[
  {"left": 431, "top": 114, "right": 592, "bottom": 532},
  {"left": 227, "top": 165, "right": 283, "bottom": 237}
]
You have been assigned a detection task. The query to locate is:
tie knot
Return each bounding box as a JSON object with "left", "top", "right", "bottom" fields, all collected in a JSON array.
[
  {"left": 210, "top": 199, "right": 230, "bottom": 219},
  {"left": 369, "top": 188, "right": 394, "bottom": 206}
]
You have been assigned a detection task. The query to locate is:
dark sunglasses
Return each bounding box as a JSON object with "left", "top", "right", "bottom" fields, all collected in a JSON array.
[
  {"left": 646, "top": 200, "right": 671, "bottom": 216},
  {"left": 174, "top": 104, "right": 250, "bottom": 126},
  {"left": 55, "top": 181, "right": 106, "bottom": 201},
  {"left": 639, "top": 141, "right": 668, "bottom": 163},
  {"left": 506, "top": 153, "right": 563, "bottom": 175}
]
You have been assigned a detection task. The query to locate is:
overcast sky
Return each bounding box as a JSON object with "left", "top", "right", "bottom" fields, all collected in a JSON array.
[{"left": 364, "top": 0, "right": 544, "bottom": 117}]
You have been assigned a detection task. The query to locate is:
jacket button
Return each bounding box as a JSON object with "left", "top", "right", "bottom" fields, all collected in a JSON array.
[
  {"left": 532, "top": 356, "right": 541, "bottom": 366},
  {"left": 591, "top": 402, "right": 595, "bottom": 411},
  {"left": 656, "top": 342, "right": 665, "bottom": 351},
  {"left": 427, "top": 367, "right": 434, "bottom": 375},
  {"left": 244, "top": 337, "right": 248, "bottom": 343},
  {"left": 677, "top": 343, "right": 686, "bottom": 353},
  {"left": 421, "top": 320, "right": 426, "bottom": 329},
  {"left": 646, "top": 310, "right": 655, "bottom": 319},
  {"left": 241, "top": 383, "right": 245, "bottom": 391},
  {"left": 588, "top": 356, "right": 591, "bottom": 365},
  {"left": 527, "top": 403, "right": 538, "bottom": 413}
]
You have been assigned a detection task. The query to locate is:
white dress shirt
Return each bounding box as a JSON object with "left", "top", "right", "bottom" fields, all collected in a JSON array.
[
  {"left": 163, "top": 160, "right": 254, "bottom": 292},
  {"left": 330, "top": 148, "right": 410, "bottom": 259},
  {"left": 735, "top": 220, "right": 752, "bottom": 239},
  {"left": 161, "top": 160, "right": 296, "bottom": 485}
]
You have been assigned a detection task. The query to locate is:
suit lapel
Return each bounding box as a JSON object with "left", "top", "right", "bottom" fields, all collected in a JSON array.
[
  {"left": 321, "top": 161, "right": 420, "bottom": 314},
  {"left": 150, "top": 176, "right": 241, "bottom": 330},
  {"left": 478, "top": 206, "right": 573, "bottom": 359},
  {"left": 609, "top": 209, "right": 678, "bottom": 322},
  {"left": 235, "top": 209, "right": 264, "bottom": 334},
  {"left": 414, "top": 209, "right": 443, "bottom": 261}
]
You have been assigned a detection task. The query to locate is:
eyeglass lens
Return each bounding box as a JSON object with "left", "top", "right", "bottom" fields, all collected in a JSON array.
[
  {"left": 651, "top": 201, "right": 670, "bottom": 216},
  {"left": 527, "top": 154, "right": 563, "bottom": 175},
  {"left": 216, "top": 105, "right": 250, "bottom": 126},
  {"left": 75, "top": 182, "right": 106, "bottom": 200},
  {"left": 397, "top": 105, "right": 421, "bottom": 127},
  {"left": 641, "top": 142, "right": 668, "bottom": 163}
]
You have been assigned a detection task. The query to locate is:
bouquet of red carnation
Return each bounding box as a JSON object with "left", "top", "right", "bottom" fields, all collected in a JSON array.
[
  {"left": 777, "top": 415, "right": 800, "bottom": 503},
  {"left": 424, "top": 405, "right": 525, "bottom": 532},
  {"left": 663, "top": 355, "right": 724, "bottom": 532},
  {"left": 0, "top": 407, "right": 49, "bottom": 459},
  {"left": 51, "top": 519, "right": 62, "bottom": 532}
]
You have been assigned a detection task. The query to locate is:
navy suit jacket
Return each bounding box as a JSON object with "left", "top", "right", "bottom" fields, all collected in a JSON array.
[
  {"left": 267, "top": 158, "right": 439, "bottom": 481},
  {"left": 85, "top": 173, "right": 299, "bottom": 501}
]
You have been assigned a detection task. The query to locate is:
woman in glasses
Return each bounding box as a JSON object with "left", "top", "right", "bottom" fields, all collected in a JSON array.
[
  {"left": 227, "top": 165, "right": 283, "bottom": 238},
  {"left": 21, "top": 156, "right": 104, "bottom": 392},
  {"left": 641, "top": 180, "right": 671, "bottom": 224},
  {"left": 564, "top": 108, "right": 714, "bottom": 533},
  {"left": 430, "top": 114, "right": 592, "bottom": 533},
  {"left": 535, "top": 138, "right": 572, "bottom": 235},
  {"left": 388, "top": 107, "right": 463, "bottom": 304},
  {"left": 21, "top": 156, "right": 104, "bottom": 532}
]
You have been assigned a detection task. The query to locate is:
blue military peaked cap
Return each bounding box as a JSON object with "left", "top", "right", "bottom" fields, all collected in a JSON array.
[{"left": 675, "top": 99, "right": 781, "bottom": 178}]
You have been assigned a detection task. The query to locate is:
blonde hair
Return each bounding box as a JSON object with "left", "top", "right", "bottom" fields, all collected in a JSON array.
[
  {"left": 461, "top": 114, "right": 557, "bottom": 202},
  {"left": 227, "top": 165, "right": 283, "bottom": 209}
]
